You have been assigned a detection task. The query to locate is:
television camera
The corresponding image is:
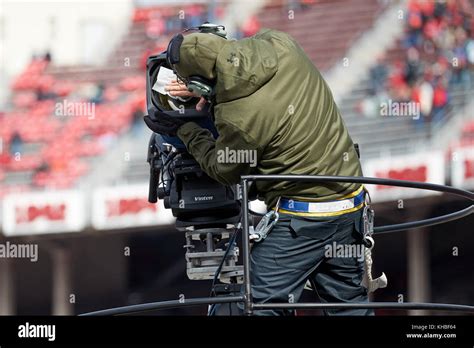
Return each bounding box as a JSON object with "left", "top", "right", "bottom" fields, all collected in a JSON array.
[{"left": 145, "top": 24, "right": 243, "bottom": 285}]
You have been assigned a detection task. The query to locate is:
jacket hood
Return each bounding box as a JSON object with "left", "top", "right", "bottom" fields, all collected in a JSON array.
[{"left": 175, "top": 32, "right": 278, "bottom": 103}]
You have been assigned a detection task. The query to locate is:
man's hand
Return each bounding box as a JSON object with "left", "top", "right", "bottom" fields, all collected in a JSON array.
[
  {"left": 165, "top": 79, "right": 207, "bottom": 111},
  {"left": 144, "top": 110, "right": 186, "bottom": 137}
]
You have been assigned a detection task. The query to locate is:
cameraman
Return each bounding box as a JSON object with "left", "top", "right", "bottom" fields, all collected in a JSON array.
[{"left": 145, "top": 29, "right": 373, "bottom": 316}]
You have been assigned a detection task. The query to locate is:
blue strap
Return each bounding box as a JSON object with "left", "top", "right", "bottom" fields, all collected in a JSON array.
[{"left": 279, "top": 190, "right": 365, "bottom": 213}]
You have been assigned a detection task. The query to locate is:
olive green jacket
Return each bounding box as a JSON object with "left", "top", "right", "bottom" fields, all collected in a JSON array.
[{"left": 176, "top": 29, "right": 362, "bottom": 207}]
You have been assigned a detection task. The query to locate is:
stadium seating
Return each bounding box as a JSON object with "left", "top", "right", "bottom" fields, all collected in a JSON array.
[
  {"left": 258, "top": 0, "right": 474, "bottom": 159},
  {"left": 1, "top": 0, "right": 472, "bottom": 197},
  {"left": 258, "top": 0, "right": 386, "bottom": 71},
  {"left": 0, "top": 58, "right": 145, "bottom": 195}
]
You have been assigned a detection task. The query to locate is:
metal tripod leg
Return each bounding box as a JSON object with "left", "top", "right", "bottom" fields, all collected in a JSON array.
[{"left": 241, "top": 179, "right": 253, "bottom": 315}]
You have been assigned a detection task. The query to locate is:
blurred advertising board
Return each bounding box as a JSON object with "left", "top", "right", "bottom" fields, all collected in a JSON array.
[
  {"left": 451, "top": 145, "right": 474, "bottom": 190},
  {"left": 362, "top": 151, "right": 445, "bottom": 203},
  {"left": 2, "top": 190, "right": 86, "bottom": 236},
  {"left": 91, "top": 183, "right": 174, "bottom": 230}
]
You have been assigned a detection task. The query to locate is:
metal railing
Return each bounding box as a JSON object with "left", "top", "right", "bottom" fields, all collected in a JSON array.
[{"left": 82, "top": 175, "right": 474, "bottom": 316}]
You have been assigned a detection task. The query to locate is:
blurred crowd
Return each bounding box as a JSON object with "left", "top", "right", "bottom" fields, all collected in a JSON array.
[
  {"left": 361, "top": 0, "right": 474, "bottom": 130},
  {"left": 1, "top": 2, "right": 266, "bottom": 194},
  {"left": 139, "top": 3, "right": 264, "bottom": 69}
]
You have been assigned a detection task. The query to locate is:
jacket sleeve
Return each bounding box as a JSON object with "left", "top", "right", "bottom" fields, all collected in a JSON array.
[{"left": 176, "top": 120, "right": 260, "bottom": 186}]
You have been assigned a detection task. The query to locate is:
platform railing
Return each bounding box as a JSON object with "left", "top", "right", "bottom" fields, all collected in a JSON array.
[{"left": 81, "top": 175, "right": 474, "bottom": 316}]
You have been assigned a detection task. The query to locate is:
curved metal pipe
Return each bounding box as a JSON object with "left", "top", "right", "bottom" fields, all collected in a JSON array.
[
  {"left": 240, "top": 175, "right": 474, "bottom": 200},
  {"left": 80, "top": 295, "right": 245, "bottom": 316},
  {"left": 253, "top": 301, "right": 474, "bottom": 313},
  {"left": 376, "top": 205, "right": 473, "bottom": 234},
  {"left": 240, "top": 175, "right": 473, "bottom": 234},
  {"left": 81, "top": 175, "right": 473, "bottom": 316},
  {"left": 80, "top": 298, "right": 474, "bottom": 316}
]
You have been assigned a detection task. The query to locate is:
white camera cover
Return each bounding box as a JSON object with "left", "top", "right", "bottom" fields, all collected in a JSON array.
[{"left": 152, "top": 66, "right": 176, "bottom": 95}]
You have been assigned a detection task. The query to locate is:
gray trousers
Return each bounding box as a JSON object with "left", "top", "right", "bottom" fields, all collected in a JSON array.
[{"left": 249, "top": 209, "right": 373, "bottom": 316}]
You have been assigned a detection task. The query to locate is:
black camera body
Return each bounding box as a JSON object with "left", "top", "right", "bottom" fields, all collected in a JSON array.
[{"left": 146, "top": 54, "right": 241, "bottom": 229}]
